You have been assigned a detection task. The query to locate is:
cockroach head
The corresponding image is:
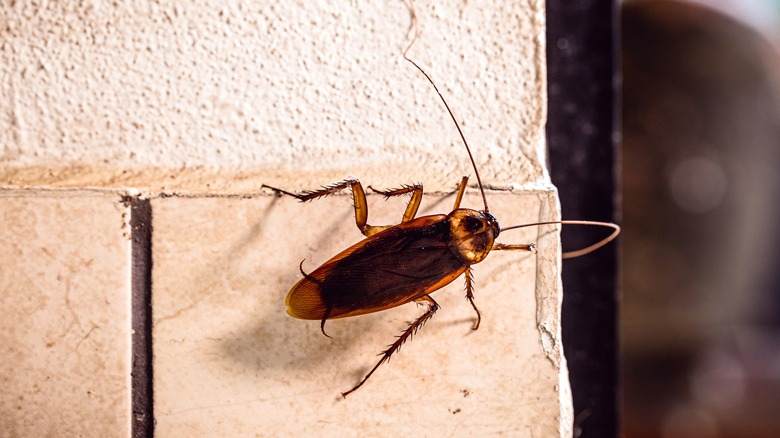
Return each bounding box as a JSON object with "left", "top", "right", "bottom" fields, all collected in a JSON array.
[{"left": 447, "top": 209, "right": 500, "bottom": 264}]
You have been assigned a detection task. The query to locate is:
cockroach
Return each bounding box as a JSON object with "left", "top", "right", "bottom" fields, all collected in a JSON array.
[{"left": 262, "top": 2, "right": 619, "bottom": 398}]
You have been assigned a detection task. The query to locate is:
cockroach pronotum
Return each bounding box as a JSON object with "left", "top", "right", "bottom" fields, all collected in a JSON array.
[{"left": 262, "top": 2, "right": 619, "bottom": 398}]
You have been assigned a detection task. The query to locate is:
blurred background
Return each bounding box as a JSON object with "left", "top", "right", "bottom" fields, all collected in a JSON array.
[{"left": 621, "top": 0, "right": 780, "bottom": 437}]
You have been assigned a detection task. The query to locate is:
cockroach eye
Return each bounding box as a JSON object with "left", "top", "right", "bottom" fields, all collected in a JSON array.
[{"left": 463, "top": 216, "right": 482, "bottom": 232}]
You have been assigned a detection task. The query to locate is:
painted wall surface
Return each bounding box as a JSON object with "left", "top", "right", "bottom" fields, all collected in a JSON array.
[
  {"left": 1, "top": 0, "right": 548, "bottom": 193},
  {"left": 1, "top": 1, "right": 569, "bottom": 436}
]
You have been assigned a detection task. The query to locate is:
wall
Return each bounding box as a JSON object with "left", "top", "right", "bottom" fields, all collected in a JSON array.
[
  {"left": 1, "top": 0, "right": 548, "bottom": 193},
  {"left": 0, "top": 1, "right": 568, "bottom": 436}
]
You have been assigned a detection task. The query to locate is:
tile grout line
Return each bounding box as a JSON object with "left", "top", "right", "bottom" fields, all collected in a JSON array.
[{"left": 129, "top": 197, "right": 154, "bottom": 438}]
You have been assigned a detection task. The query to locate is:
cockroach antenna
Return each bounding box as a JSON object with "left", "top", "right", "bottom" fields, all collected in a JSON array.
[
  {"left": 401, "top": 0, "right": 490, "bottom": 213},
  {"left": 401, "top": 1, "right": 620, "bottom": 260},
  {"left": 501, "top": 220, "right": 621, "bottom": 259}
]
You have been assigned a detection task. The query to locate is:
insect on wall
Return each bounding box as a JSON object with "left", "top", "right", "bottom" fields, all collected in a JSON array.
[
  {"left": 261, "top": 0, "right": 618, "bottom": 398},
  {"left": 150, "top": 1, "right": 612, "bottom": 435}
]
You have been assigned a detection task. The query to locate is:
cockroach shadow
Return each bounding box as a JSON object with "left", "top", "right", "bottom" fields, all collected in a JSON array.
[{"left": 218, "top": 194, "right": 402, "bottom": 374}]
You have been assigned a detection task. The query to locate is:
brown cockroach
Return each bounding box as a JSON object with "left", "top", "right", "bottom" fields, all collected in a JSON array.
[{"left": 263, "top": 2, "right": 619, "bottom": 398}]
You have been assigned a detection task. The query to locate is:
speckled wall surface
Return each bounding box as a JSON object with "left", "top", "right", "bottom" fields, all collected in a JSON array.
[{"left": 1, "top": 0, "right": 548, "bottom": 194}]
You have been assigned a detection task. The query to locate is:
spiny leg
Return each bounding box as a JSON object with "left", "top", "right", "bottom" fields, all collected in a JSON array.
[
  {"left": 461, "top": 244, "right": 535, "bottom": 332},
  {"left": 367, "top": 183, "right": 423, "bottom": 223},
  {"left": 452, "top": 176, "right": 469, "bottom": 210},
  {"left": 341, "top": 295, "right": 439, "bottom": 398},
  {"left": 464, "top": 266, "right": 481, "bottom": 330},
  {"left": 262, "top": 179, "right": 372, "bottom": 235},
  {"left": 262, "top": 179, "right": 364, "bottom": 203}
]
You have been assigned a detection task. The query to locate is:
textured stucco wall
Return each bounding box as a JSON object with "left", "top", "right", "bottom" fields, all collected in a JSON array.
[{"left": 1, "top": 0, "right": 547, "bottom": 193}]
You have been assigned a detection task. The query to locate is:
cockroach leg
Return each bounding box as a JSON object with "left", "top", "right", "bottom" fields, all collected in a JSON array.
[
  {"left": 259, "top": 184, "right": 300, "bottom": 199},
  {"left": 492, "top": 242, "right": 537, "bottom": 253},
  {"left": 341, "top": 295, "right": 440, "bottom": 398},
  {"left": 262, "top": 179, "right": 362, "bottom": 203},
  {"left": 452, "top": 176, "right": 469, "bottom": 210},
  {"left": 463, "top": 266, "right": 481, "bottom": 330},
  {"left": 263, "top": 180, "right": 427, "bottom": 237},
  {"left": 367, "top": 183, "right": 423, "bottom": 223},
  {"left": 263, "top": 180, "right": 378, "bottom": 236}
]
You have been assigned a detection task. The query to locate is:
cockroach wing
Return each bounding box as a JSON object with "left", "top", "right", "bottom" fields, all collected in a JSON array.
[{"left": 285, "top": 214, "right": 467, "bottom": 320}]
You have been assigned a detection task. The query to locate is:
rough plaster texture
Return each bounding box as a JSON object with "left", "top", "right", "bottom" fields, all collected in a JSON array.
[
  {"left": 1, "top": 0, "right": 547, "bottom": 193},
  {"left": 152, "top": 191, "right": 569, "bottom": 436},
  {"left": 0, "top": 192, "right": 131, "bottom": 436}
]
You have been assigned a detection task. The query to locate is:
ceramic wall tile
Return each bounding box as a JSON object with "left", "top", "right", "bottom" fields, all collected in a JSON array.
[
  {"left": 151, "top": 190, "right": 568, "bottom": 436},
  {"left": 0, "top": 192, "right": 131, "bottom": 437}
]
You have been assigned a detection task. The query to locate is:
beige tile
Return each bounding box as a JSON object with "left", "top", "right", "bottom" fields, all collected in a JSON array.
[
  {"left": 0, "top": 192, "right": 131, "bottom": 437},
  {"left": 152, "top": 189, "right": 569, "bottom": 436}
]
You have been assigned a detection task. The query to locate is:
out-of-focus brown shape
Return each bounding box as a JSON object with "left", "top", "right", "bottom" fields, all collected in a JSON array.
[{"left": 622, "top": 1, "right": 780, "bottom": 437}]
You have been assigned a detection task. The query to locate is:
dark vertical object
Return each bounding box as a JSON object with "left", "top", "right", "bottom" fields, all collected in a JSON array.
[
  {"left": 129, "top": 197, "right": 154, "bottom": 438},
  {"left": 546, "top": 0, "right": 620, "bottom": 437}
]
